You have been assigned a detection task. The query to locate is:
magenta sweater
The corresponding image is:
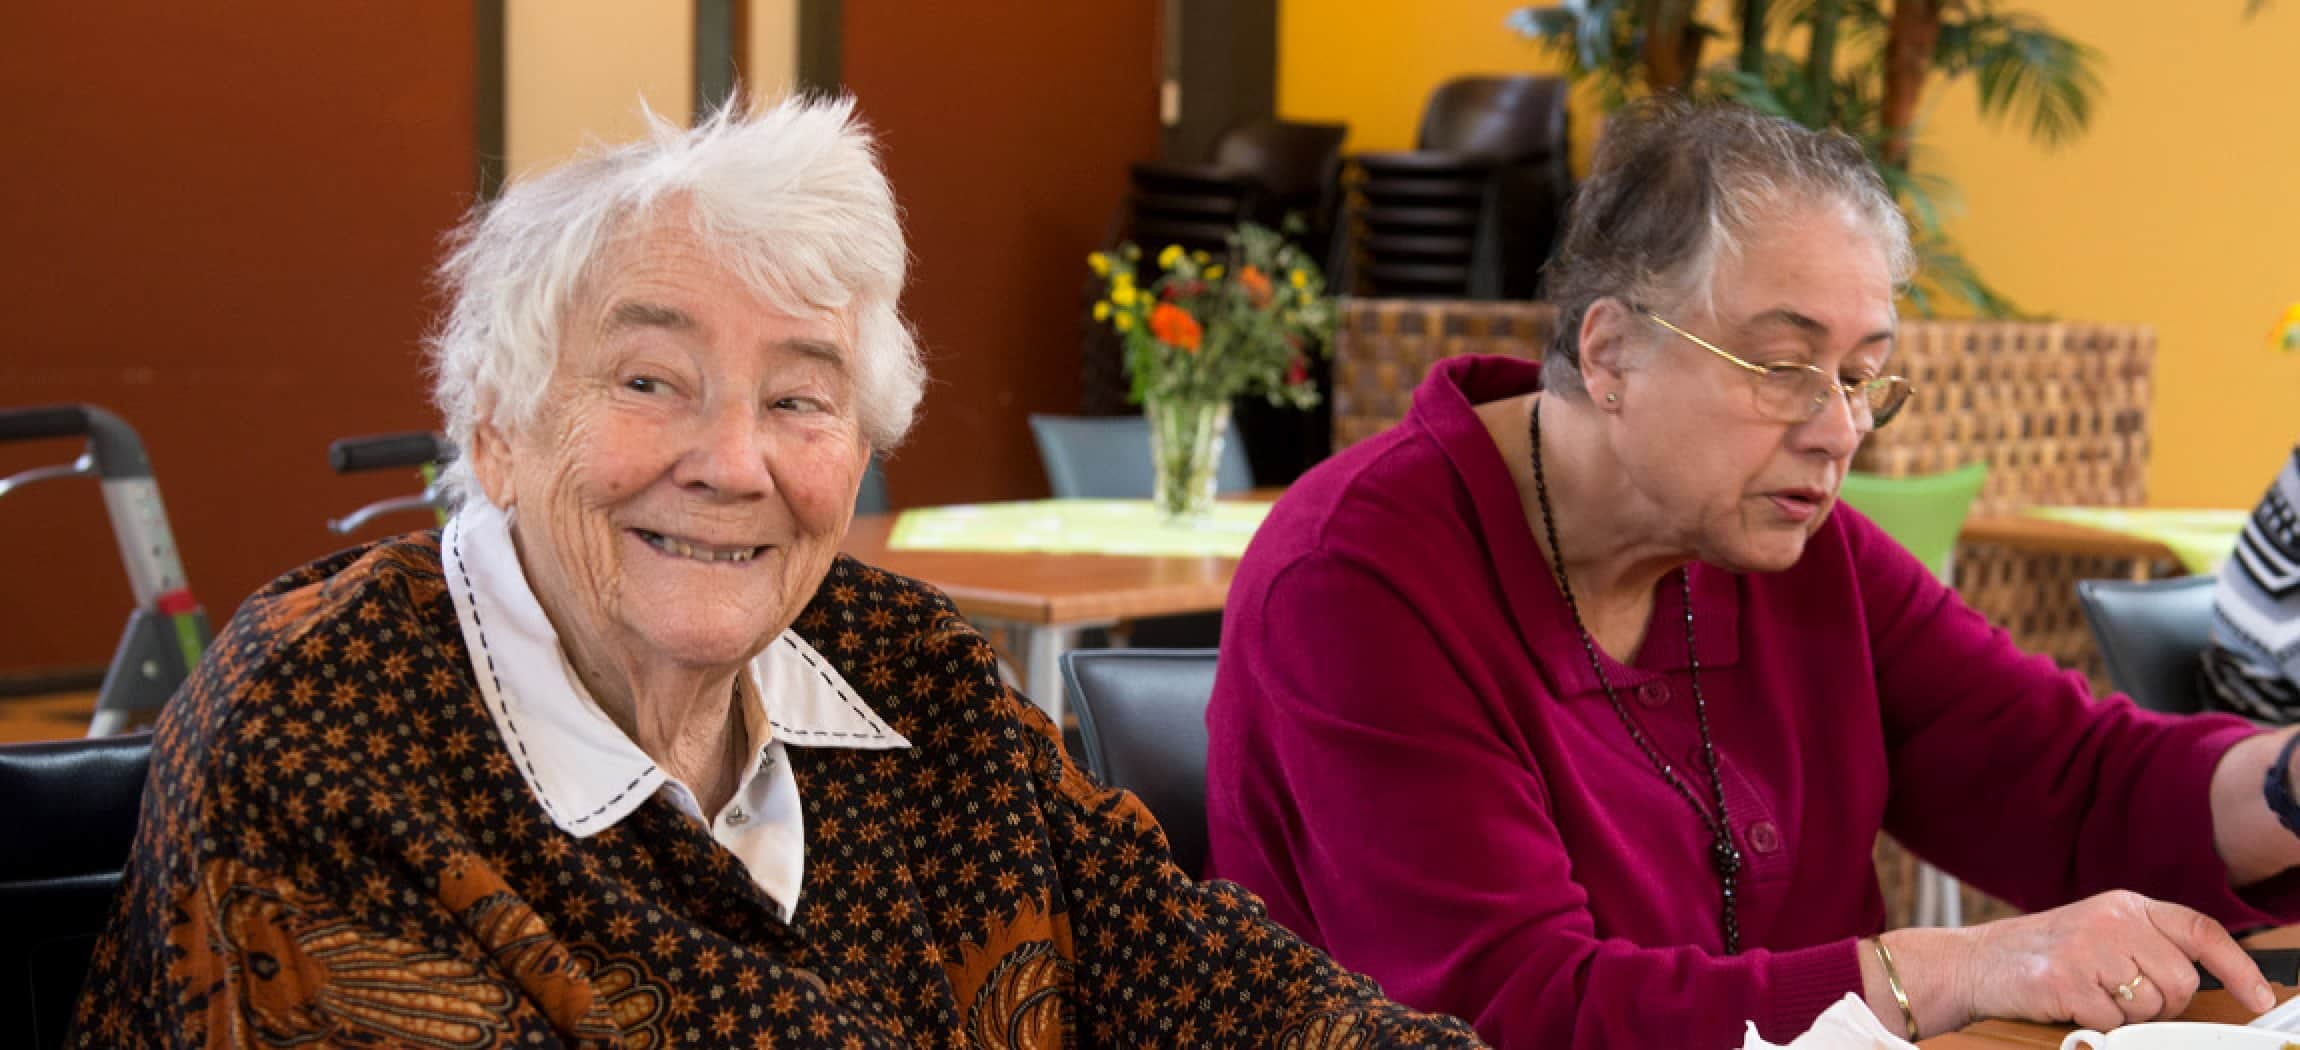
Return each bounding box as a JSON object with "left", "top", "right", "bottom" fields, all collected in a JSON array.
[{"left": 1204, "top": 354, "right": 2298, "bottom": 1047}]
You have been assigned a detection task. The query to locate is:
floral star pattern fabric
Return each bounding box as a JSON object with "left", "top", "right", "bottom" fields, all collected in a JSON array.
[{"left": 72, "top": 533, "right": 1480, "bottom": 1048}]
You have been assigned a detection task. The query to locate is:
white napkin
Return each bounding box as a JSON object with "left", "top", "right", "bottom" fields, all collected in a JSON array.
[
  {"left": 1741, "top": 994, "right": 1920, "bottom": 1050},
  {"left": 2248, "top": 990, "right": 2300, "bottom": 1033}
]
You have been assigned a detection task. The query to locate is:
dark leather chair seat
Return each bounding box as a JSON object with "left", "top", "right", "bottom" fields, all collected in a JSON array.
[
  {"left": 2075, "top": 575, "right": 2219, "bottom": 714},
  {"left": 0, "top": 732, "right": 153, "bottom": 1050},
  {"left": 1063, "top": 649, "right": 1218, "bottom": 878}
]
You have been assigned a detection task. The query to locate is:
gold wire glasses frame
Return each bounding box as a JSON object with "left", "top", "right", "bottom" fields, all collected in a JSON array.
[{"left": 1633, "top": 304, "right": 1915, "bottom": 429}]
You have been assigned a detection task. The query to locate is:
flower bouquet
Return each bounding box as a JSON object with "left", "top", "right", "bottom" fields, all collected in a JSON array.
[{"left": 1087, "top": 223, "right": 1334, "bottom": 519}]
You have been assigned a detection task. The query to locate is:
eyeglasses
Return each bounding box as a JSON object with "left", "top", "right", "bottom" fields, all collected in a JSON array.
[{"left": 1634, "top": 305, "right": 1914, "bottom": 430}]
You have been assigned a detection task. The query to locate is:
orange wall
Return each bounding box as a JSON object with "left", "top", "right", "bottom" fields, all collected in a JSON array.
[
  {"left": 844, "top": 4, "right": 1164, "bottom": 506},
  {"left": 0, "top": 4, "right": 471, "bottom": 674},
  {"left": 1280, "top": 1, "right": 2300, "bottom": 507}
]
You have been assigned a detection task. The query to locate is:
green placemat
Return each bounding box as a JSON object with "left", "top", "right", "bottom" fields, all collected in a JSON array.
[
  {"left": 888, "top": 499, "right": 1275, "bottom": 557},
  {"left": 2022, "top": 505, "right": 2250, "bottom": 575}
]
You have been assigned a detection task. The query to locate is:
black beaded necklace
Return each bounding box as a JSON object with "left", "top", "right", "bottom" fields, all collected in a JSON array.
[{"left": 1528, "top": 396, "right": 1743, "bottom": 954}]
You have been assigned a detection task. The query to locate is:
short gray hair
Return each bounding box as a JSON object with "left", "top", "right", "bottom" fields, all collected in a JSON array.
[
  {"left": 427, "top": 94, "right": 924, "bottom": 506},
  {"left": 1541, "top": 99, "right": 1914, "bottom": 398}
]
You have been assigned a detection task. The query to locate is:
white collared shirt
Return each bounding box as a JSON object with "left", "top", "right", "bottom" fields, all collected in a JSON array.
[{"left": 442, "top": 500, "right": 909, "bottom": 922}]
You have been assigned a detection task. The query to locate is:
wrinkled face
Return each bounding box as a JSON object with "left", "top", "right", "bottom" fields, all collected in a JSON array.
[
  {"left": 472, "top": 219, "right": 871, "bottom": 678},
  {"left": 1593, "top": 200, "right": 1897, "bottom": 573}
]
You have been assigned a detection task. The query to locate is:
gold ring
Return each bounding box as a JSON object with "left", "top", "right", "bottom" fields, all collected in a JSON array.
[{"left": 2115, "top": 974, "right": 2147, "bottom": 1002}]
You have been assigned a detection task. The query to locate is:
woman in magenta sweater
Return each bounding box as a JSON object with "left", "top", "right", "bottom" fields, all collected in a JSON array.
[{"left": 1204, "top": 100, "right": 2300, "bottom": 1047}]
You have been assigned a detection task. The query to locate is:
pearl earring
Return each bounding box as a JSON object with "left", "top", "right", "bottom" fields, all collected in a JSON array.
[{"left": 1604, "top": 393, "right": 1619, "bottom": 404}]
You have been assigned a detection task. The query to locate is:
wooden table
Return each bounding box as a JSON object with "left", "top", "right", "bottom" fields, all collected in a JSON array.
[
  {"left": 839, "top": 504, "right": 2177, "bottom": 722},
  {"left": 840, "top": 512, "right": 1242, "bottom": 721},
  {"left": 1924, "top": 926, "right": 2300, "bottom": 1046},
  {"left": 1959, "top": 514, "right": 2182, "bottom": 567}
]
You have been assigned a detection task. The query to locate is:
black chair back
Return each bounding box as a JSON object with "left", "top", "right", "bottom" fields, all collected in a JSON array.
[
  {"left": 2075, "top": 575, "right": 2219, "bottom": 714},
  {"left": 0, "top": 732, "right": 152, "bottom": 1050},
  {"left": 1063, "top": 649, "right": 1218, "bottom": 877},
  {"left": 1209, "top": 119, "right": 1349, "bottom": 264},
  {"left": 1416, "top": 76, "right": 1570, "bottom": 159}
]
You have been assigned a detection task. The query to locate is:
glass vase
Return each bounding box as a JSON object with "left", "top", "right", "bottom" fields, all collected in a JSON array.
[{"left": 1145, "top": 394, "right": 1232, "bottom": 523}]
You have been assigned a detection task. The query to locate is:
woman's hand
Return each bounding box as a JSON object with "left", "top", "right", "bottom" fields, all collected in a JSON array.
[{"left": 1882, "top": 891, "right": 2276, "bottom": 1034}]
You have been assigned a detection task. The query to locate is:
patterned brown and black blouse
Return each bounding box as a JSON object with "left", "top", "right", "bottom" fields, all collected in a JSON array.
[{"left": 69, "top": 533, "right": 1482, "bottom": 1048}]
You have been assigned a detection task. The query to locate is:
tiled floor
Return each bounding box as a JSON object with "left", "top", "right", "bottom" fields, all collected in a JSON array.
[{"left": 0, "top": 689, "right": 99, "bottom": 744}]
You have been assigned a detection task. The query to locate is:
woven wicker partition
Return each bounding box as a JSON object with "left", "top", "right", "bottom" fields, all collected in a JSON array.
[
  {"left": 1853, "top": 320, "right": 2165, "bottom": 695},
  {"left": 1330, "top": 297, "right": 1558, "bottom": 450}
]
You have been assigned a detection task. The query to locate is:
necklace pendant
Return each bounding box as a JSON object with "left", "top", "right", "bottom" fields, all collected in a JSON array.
[{"left": 1711, "top": 836, "right": 1743, "bottom": 878}]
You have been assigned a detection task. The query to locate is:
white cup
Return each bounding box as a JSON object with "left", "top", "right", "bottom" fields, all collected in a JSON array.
[{"left": 2059, "top": 1021, "right": 2296, "bottom": 1049}]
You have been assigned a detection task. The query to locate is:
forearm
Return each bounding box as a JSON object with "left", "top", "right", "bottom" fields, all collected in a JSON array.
[{"left": 2211, "top": 726, "right": 2300, "bottom": 886}]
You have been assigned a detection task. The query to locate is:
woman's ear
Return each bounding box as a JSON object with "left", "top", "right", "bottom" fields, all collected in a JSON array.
[
  {"left": 1577, "top": 298, "right": 1637, "bottom": 409},
  {"left": 468, "top": 413, "right": 515, "bottom": 510}
]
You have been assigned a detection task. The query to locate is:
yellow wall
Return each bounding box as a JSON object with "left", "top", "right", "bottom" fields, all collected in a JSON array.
[
  {"left": 505, "top": 2, "right": 692, "bottom": 177},
  {"left": 1922, "top": 1, "right": 2300, "bottom": 507},
  {"left": 1280, "top": 1, "right": 2300, "bottom": 507},
  {"left": 1279, "top": 0, "right": 1598, "bottom": 172}
]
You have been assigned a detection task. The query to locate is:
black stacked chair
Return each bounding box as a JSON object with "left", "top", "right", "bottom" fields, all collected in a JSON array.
[
  {"left": 1123, "top": 164, "right": 1257, "bottom": 259},
  {"left": 1127, "top": 119, "right": 1349, "bottom": 260},
  {"left": 1346, "top": 76, "right": 1572, "bottom": 300},
  {"left": 1, "top": 733, "right": 153, "bottom": 1050}
]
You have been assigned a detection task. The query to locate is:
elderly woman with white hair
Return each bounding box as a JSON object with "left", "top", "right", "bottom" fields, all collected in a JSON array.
[{"left": 72, "top": 97, "right": 1481, "bottom": 1048}]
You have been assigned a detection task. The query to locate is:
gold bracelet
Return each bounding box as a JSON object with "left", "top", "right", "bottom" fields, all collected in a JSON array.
[{"left": 1871, "top": 935, "right": 1920, "bottom": 1043}]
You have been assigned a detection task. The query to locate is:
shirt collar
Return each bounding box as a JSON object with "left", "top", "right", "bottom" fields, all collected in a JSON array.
[{"left": 441, "top": 499, "right": 908, "bottom": 837}]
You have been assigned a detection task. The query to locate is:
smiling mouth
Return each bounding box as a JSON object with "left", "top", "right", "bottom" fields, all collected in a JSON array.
[{"left": 634, "top": 529, "right": 768, "bottom": 563}]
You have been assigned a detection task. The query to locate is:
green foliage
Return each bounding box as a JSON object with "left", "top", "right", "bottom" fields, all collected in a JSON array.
[
  {"left": 1509, "top": 0, "right": 2120, "bottom": 317},
  {"left": 1939, "top": 11, "right": 2101, "bottom": 146}
]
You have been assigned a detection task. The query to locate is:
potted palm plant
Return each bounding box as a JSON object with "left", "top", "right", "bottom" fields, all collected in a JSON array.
[{"left": 1509, "top": 1, "right": 2270, "bottom": 315}]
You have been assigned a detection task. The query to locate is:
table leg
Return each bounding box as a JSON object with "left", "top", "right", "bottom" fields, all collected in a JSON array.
[{"left": 1020, "top": 625, "right": 1081, "bottom": 727}]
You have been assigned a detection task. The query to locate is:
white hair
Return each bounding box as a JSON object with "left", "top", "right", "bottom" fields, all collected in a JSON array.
[{"left": 426, "top": 94, "right": 924, "bottom": 506}]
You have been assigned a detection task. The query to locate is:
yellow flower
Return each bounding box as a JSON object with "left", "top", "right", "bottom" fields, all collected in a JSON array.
[
  {"left": 1088, "top": 252, "right": 1110, "bottom": 277},
  {"left": 1112, "top": 284, "right": 1138, "bottom": 307},
  {"left": 1204, "top": 265, "right": 1224, "bottom": 281},
  {"left": 1093, "top": 301, "right": 1111, "bottom": 321},
  {"left": 1289, "top": 269, "right": 1309, "bottom": 290},
  {"left": 1114, "top": 312, "right": 1134, "bottom": 332},
  {"left": 1158, "top": 244, "right": 1184, "bottom": 269},
  {"left": 1191, "top": 250, "right": 1211, "bottom": 265}
]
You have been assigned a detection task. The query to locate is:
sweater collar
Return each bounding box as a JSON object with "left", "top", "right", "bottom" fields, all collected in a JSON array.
[{"left": 1413, "top": 354, "right": 1743, "bottom": 696}]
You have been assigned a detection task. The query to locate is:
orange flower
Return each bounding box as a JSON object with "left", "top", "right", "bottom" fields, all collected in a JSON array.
[
  {"left": 1238, "top": 265, "right": 1273, "bottom": 307},
  {"left": 1149, "top": 302, "right": 1203, "bottom": 352}
]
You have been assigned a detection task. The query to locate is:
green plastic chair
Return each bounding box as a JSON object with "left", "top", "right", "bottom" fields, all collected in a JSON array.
[
  {"left": 1836, "top": 461, "right": 1989, "bottom": 929},
  {"left": 1838, "top": 462, "right": 1990, "bottom": 583}
]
